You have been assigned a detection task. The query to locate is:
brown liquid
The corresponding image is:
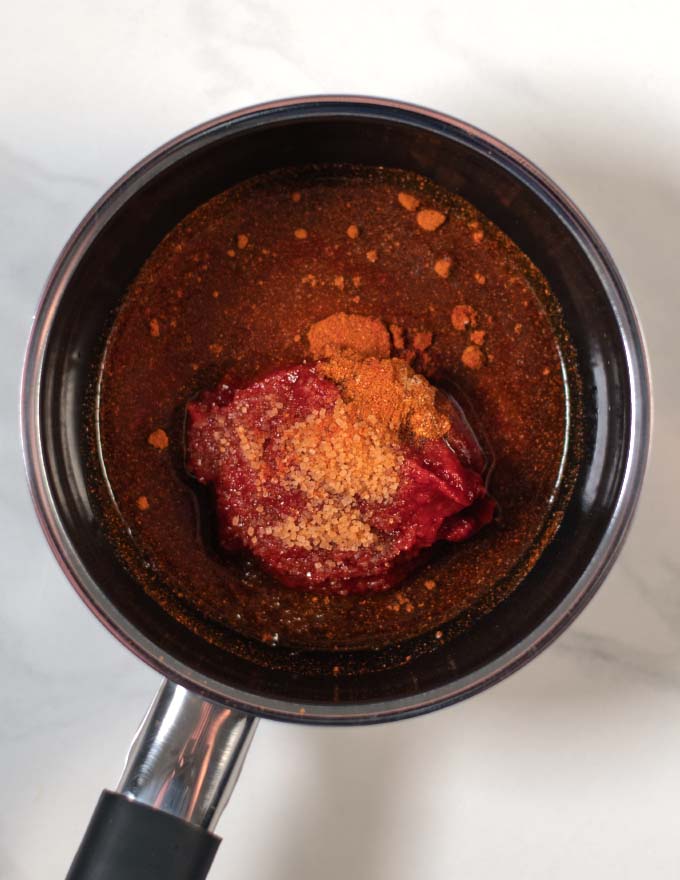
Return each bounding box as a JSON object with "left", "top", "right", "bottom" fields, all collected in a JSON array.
[{"left": 96, "top": 165, "right": 579, "bottom": 653}]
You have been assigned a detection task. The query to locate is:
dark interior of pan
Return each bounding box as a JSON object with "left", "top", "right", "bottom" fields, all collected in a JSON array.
[{"left": 34, "top": 102, "right": 642, "bottom": 720}]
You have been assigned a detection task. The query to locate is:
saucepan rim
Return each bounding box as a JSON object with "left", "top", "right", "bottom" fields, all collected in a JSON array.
[{"left": 20, "top": 94, "right": 651, "bottom": 724}]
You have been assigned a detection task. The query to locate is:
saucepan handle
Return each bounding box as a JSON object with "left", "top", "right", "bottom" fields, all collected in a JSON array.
[{"left": 66, "top": 679, "right": 258, "bottom": 880}]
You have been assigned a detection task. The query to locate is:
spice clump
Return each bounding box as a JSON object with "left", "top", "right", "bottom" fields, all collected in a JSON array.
[
  {"left": 308, "top": 313, "right": 449, "bottom": 441},
  {"left": 308, "top": 312, "right": 391, "bottom": 360},
  {"left": 417, "top": 209, "right": 447, "bottom": 231}
]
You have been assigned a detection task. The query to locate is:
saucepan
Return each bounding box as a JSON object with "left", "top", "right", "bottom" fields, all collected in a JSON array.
[{"left": 21, "top": 96, "right": 650, "bottom": 880}]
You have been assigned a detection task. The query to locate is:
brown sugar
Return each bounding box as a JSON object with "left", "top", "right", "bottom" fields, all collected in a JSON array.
[
  {"left": 269, "top": 400, "right": 403, "bottom": 552},
  {"left": 461, "top": 345, "right": 485, "bottom": 370},
  {"left": 366, "top": 249, "right": 378, "bottom": 262},
  {"left": 474, "top": 272, "right": 486, "bottom": 285},
  {"left": 333, "top": 275, "right": 345, "bottom": 289},
  {"left": 147, "top": 428, "right": 169, "bottom": 450},
  {"left": 469, "top": 329, "right": 486, "bottom": 346},
  {"left": 346, "top": 224, "right": 360, "bottom": 239},
  {"left": 291, "top": 191, "right": 301, "bottom": 202},
  {"left": 451, "top": 304, "right": 477, "bottom": 331},
  {"left": 136, "top": 495, "right": 150, "bottom": 511},
  {"left": 149, "top": 318, "right": 160, "bottom": 337},
  {"left": 434, "top": 257, "right": 452, "bottom": 278},
  {"left": 417, "top": 209, "right": 446, "bottom": 231},
  {"left": 308, "top": 312, "right": 391, "bottom": 359},
  {"left": 294, "top": 228, "right": 308, "bottom": 239},
  {"left": 397, "top": 192, "right": 420, "bottom": 212},
  {"left": 237, "top": 233, "right": 249, "bottom": 249},
  {"left": 472, "top": 228, "right": 485, "bottom": 243},
  {"left": 424, "top": 579, "right": 436, "bottom": 591}
]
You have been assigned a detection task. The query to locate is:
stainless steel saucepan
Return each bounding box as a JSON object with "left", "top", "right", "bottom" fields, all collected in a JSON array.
[{"left": 21, "top": 97, "right": 650, "bottom": 880}]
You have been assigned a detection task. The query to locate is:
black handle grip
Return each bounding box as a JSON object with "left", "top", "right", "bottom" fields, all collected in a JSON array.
[{"left": 66, "top": 791, "right": 220, "bottom": 880}]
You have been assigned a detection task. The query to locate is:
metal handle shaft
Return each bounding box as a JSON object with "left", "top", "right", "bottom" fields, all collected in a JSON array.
[{"left": 117, "top": 679, "right": 258, "bottom": 831}]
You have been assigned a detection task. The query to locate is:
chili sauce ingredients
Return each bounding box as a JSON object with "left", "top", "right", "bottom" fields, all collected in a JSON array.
[
  {"left": 186, "top": 315, "right": 494, "bottom": 593},
  {"left": 96, "top": 164, "right": 577, "bottom": 652}
]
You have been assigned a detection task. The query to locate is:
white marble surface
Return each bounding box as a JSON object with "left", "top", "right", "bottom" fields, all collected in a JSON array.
[{"left": 2, "top": 1, "right": 679, "bottom": 877}]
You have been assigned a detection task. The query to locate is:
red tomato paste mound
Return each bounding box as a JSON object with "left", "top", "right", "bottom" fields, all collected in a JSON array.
[{"left": 186, "top": 314, "right": 494, "bottom": 593}]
